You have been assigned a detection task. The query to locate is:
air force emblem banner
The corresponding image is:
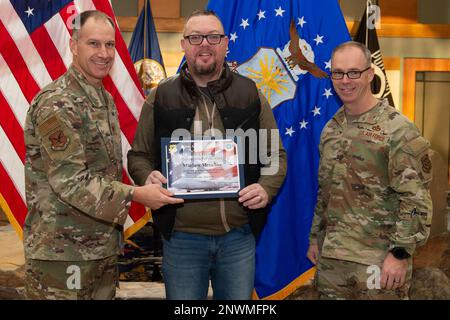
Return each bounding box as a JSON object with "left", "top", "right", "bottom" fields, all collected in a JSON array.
[{"left": 207, "top": 0, "right": 351, "bottom": 299}]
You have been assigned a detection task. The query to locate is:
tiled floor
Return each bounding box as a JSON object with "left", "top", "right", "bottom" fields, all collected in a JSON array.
[
  {"left": 0, "top": 225, "right": 24, "bottom": 272},
  {"left": 0, "top": 223, "right": 213, "bottom": 300},
  {"left": 116, "top": 281, "right": 166, "bottom": 300},
  {"left": 116, "top": 281, "right": 213, "bottom": 300}
]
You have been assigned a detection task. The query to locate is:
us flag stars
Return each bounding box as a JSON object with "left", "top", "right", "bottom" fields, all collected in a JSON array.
[{"left": 25, "top": 6, "right": 34, "bottom": 17}]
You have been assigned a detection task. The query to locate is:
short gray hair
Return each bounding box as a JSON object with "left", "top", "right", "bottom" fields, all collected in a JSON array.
[
  {"left": 71, "top": 10, "right": 115, "bottom": 40},
  {"left": 331, "top": 41, "right": 372, "bottom": 68}
]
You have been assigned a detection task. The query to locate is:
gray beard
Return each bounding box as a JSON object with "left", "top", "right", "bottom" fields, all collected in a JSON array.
[{"left": 193, "top": 61, "right": 217, "bottom": 75}]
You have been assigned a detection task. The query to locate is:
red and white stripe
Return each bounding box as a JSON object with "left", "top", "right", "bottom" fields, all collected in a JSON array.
[{"left": 0, "top": 0, "right": 147, "bottom": 237}]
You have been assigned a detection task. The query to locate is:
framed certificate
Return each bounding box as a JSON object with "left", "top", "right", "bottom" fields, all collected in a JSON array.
[{"left": 161, "top": 137, "right": 245, "bottom": 199}]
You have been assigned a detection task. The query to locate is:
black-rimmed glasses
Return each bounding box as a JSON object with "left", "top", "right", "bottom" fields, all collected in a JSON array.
[
  {"left": 183, "top": 34, "right": 226, "bottom": 45},
  {"left": 331, "top": 66, "right": 371, "bottom": 80}
]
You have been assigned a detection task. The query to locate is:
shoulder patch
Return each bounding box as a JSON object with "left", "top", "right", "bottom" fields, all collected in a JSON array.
[
  {"left": 49, "top": 129, "right": 70, "bottom": 151},
  {"left": 388, "top": 112, "right": 399, "bottom": 120},
  {"left": 420, "top": 154, "right": 432, "bottom": 174},
  {"left": 401, "top": 136, "right": 430, "bottom": 157},
  {"left": 37, "top": 114, "right": 78, "bottom": 162}
]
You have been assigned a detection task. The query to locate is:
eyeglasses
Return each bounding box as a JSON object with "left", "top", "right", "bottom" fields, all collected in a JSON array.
[
  {"left": 331, "top": 66, "right": 371, "bottom": 80},
  {"left": 183, "top": 34, "right": 226, "bottom": 45}
]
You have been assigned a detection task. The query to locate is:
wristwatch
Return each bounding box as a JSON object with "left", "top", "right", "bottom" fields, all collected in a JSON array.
[{"left": 390, "top": 247, "right": 411, "bottom": 260}]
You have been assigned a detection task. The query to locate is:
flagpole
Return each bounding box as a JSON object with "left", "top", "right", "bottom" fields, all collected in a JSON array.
[
  {"left": 143, "top": 0, "right": 148, "bottom": 59},
  {"left": 366, "top": 0, "right": 370, "bottom": 46}
]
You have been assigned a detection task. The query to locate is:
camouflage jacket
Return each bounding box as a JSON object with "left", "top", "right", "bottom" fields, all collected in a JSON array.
[
  {"left": 23, "top": 65, "right": 134, "bottom": 261},
  {"left": 309, "top": 99, "right": 432, "bottom": 266}
]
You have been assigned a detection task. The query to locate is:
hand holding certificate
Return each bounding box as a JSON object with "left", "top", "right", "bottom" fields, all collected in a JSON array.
[
  {"left": 238, "top": 183, "right": 269, "bottom": 209},
  {"left": 145, "top": 170, "right": 167, "bottom": 186},
  {"left": 132, "top": 183, "right": 184, "bottom": 209},
  {"left": 161, "top": 138, "right": 245, "bottom": 199}
]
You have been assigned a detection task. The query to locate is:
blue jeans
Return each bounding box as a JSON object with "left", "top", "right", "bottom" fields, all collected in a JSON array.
[{"left": 162, "top": 224, "right": 255, "bottom": 300}]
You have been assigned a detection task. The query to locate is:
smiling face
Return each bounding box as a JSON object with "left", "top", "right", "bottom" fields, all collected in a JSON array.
[
  {"left": 70, "top": 17, "right": 115, "bottom": 87},
  {"left": 181, "top": 14, "right": 228, "bottom": 83},
  {"left": 331, "top": 45, "right": 375, "bottom": 111}
]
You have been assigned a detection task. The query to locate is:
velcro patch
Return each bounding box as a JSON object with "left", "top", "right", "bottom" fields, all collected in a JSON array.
[
  {"left": 401, "top": 136, "right": 430, "bottom": 157},
  {"left": 420, "top": 154, "right": 432, "bottom": 174},
  {"left": 49, "top": 129, "right": 70, "bottom": 151},
  {"left": 38, "top": 114, "right": 78, "bottom": 162},
  {"left": 38, "top": 115, "right": 60, "bottom": 136}
]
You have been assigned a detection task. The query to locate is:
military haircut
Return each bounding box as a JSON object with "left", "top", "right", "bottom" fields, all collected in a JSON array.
[
  {"left": 331, "top": 41, "right": 372, "bottom": 68},
  {"left": 71, "top": 10, "right": 115, "bottom": 40},
  {"left": 183, "top": 9, "right": 225, "bottom": 36}
]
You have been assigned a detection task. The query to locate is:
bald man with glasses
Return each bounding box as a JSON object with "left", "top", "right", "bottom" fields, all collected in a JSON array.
[{"left": 307, "top": 41, "right": 432, "bottom": 300}]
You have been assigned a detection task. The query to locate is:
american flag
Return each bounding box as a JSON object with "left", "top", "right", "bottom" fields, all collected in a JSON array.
[{"left": 0, "top": 0, "right": 149, "bottom": 239}]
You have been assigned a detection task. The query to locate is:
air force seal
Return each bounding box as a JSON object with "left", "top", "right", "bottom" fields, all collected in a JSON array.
[{"left": 230, "top": 21, "right": 328, "bottom": 109}]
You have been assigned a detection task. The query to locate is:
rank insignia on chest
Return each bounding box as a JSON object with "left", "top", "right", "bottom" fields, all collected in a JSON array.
[
  {"left": 49, "top": 129, "right": 70, "bottom": 151},
  {"left": 372, "top": 125, "right": 381, "bottom": 131}
]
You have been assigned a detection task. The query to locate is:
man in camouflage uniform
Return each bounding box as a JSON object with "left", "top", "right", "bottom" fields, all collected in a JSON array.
[
  {"left": 307, "top": 41, "right": 433, "bottom": 299},
  {"left": 23, "top": 10, "right": 183, "bottom": 300}
]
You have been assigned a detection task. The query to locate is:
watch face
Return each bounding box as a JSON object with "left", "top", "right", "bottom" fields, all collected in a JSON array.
[{"left": 392, "top": 248, "right": 409, "bottom": 260}]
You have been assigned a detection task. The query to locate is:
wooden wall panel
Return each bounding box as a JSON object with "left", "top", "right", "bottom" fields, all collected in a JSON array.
[
  {"left": 384, "top": 57, "right": 401, "bottom": 70},
  {"left": 148, "top": 0, "right": 180, "bottom": 18},
  {"left": 403, "top": 58, "right": 450, "bottom": 121},
  {"left": 117, "top": 16, "right": 184, "bottom": 32},
  {"left": 346, "top": 21, "right": 450, "bottom": 38},
  {"left": 117, "top": 0, "right": 182, "bottom": 32},
  {"left": 137, "top": 0, "right": 180, "bottom": 18},
  {"left": 379, "top": 0, "right": 418, "bottom": 23}
]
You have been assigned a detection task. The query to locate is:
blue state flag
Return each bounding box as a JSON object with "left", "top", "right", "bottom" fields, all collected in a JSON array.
[
  {"left": 129, "top": 0, "right": 166, "bottom": 95},
  {"left": 207, "top": 0, "right": 351, "bottom": 299}
]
